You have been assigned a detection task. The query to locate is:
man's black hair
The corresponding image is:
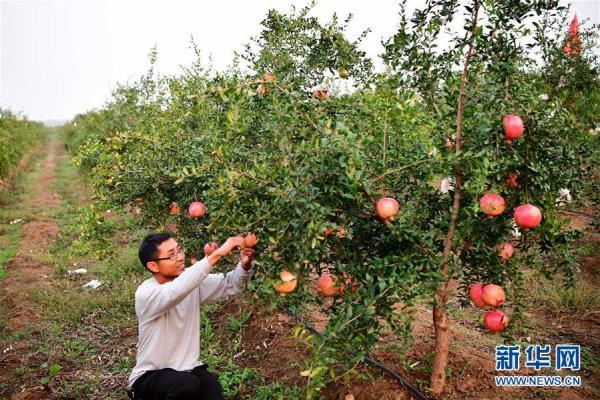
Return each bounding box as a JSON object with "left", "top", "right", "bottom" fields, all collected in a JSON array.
[{"left": 139, "top": 232, "right": 174, "bottom": 273}]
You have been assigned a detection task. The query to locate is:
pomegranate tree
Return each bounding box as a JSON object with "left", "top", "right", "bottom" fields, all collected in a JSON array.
[{"left": 63, "top": 2, "right": 595, "bottom": 396}]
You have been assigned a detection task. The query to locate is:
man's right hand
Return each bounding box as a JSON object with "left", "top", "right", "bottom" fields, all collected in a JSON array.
[{"left": 207, "top": 236, "right": 245, "bottom": 266}]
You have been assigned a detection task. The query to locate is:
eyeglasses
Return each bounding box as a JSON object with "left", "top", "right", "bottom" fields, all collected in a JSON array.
[{"left": 151, "top": 247, "right": 185, "bottom": 262}]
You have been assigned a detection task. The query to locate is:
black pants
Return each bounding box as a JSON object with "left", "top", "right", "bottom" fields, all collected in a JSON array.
[{"left": 130, "top": 365, "right": 223, "bottom": 400}]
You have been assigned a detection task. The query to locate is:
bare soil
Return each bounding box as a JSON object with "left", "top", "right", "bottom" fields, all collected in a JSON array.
[{"left": 0, "top": 136, "right": 63, "bottom": 399}]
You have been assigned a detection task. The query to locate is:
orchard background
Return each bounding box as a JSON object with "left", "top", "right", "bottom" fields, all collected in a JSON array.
[{"left": 0, "top": 1, "right": 598, "bottom": 399}]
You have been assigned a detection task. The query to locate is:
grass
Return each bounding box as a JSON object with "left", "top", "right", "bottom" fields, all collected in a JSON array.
[
  {"left": 544, "top": 280, "right": 600, "bottom": 317},
  {"left": 0, "top": 228, "right": 18, "bottom": 280}
]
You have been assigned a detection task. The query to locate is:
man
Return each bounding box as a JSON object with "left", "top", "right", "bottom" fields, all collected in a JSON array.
[{"left": 127, "top": 232, "right": 254, "bottom": 400}]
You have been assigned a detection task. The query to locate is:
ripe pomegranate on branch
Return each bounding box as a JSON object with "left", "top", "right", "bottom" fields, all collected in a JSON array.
[
  {"left": 188, "top": 200, "right": 206, "bottom": 219},
  {"left": 274, "top": 270, "right": 297, "bottom": 295}
]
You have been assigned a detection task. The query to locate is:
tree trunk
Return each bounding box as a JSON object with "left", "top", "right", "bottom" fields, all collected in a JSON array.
[{"left": 429, "top": 0, "right": 480, "bottom": 395}]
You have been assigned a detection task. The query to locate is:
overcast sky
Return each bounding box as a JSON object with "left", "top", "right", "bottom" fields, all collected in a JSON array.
[{"left": 1, "top": 0, "right": 598, "bottom": 122}]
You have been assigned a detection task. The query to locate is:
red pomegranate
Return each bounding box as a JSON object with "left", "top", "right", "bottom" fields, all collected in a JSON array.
[
  {"left": 514, "top": 204, "right": 542, "bottom": 229},
  {"left": 563, "top": 15, "right": 581, "bottom": 57},
  {"left": 244, "top": 233, "right": 258, "bottom": 248},
  {"left": 313, "top": 87, "right": 329, "bottom": 102},
  {"left": 482, "top": 284, "right": 506, "bottom": 307},
  {"left": 188, "top": 200, "right": 206, "bottom": 219},
  {"left": 168, "top": 201, "right": 181, "bottom": 216},
  {"left": 484, "top": 311, "right": 509, "bottom": 333},
  {"left": 480, "top": 193, "right": 505, "bottom": 217},
  {"left": 316, "top": 273, "right": 343, "bottom": 297},
  {"left": 274, "top": 270, "right": 297, "bottom": 295},
  {"left": 503, "top": 115, "right": 524, "bottom": 143},
  {"left": 256, "top": 83, "right": 268, "bottom": 95},
  {"left": 203, "top": 242, "right": 218, "bottom": 256},
  {"left": 506, "top": 172, "right": 519, "bottom": 188},
  {"left": 495, "top": 243, "right": 514, "bottom": 259},
  {"left": 375, "top": 197, "right": 400, "bottom": 221},
  {"left": 262, "top": 72, "right": 274, "bottom": 83},
  {"left": 469, "top": 283, "right": 486, "bottom": 308},
  {"left": 323, "top": 226, "right": 334, "bottom": 238}
]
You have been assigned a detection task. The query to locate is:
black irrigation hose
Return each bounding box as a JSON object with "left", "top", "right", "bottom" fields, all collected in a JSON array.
[{"left": 277, "top": 305, "right": 430, "bottom": 400}]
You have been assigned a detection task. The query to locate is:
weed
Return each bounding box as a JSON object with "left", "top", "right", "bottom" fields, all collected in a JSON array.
[
  {"left": 39, "top": 362, "right": 61, "bottom": 386},
  {"left": 543, "top": 279, "right": 600, "bottom": 317}
]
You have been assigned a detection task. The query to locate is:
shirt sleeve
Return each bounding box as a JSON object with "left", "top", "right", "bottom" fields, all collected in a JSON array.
[
  {"left": 136, "top": 257, "right": 213, "bottom": 323},
  {"left": 198, "top": 263, "right": 253, "bottom": 304}
]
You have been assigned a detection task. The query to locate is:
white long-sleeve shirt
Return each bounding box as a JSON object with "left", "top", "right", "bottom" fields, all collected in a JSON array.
[{"left": 128, "top": 257, "right": 253, "bottom": 388}]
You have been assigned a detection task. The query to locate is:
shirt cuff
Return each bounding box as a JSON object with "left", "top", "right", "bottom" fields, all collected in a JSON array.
[{"left": 236, "top": 262, "right": 253, "bottom": 276}]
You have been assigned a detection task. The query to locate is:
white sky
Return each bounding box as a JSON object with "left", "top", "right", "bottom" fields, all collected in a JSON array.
[{"left": 1, "top": 0, "right": 598, "bottom": 122}]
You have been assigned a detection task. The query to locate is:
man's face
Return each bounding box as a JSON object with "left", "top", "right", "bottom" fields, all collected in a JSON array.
[{"left": 147, "top": 238, "right": 185, "bottom": 282}]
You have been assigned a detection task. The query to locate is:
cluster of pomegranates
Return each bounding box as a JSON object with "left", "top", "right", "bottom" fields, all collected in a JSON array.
[
  {"left": 274, "top": 270, "right": 356, "bottom": 297},
  {"left": 470, "top": 283, "right": 509, "bottom": 333},
  {"left": 274, "top": 196, "right": 401, "bottom": 296},
  {"left": 168, "top": 200, "right": 206, "bottom": 220},
  {"left": 477, "top": 115, "right": 543, "bottom": 228},
  {"left": 191, "top": 233, "right": 258, "bottom": 265},
  {"left": 256, "top": 72, "right": 274, "bottom": 96},
  {"left": 479, "top": 193, "right": 542, "bottom": 229}
]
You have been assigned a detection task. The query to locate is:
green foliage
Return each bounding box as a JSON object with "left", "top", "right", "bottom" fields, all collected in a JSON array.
[
  {"left": 64, "top": 204, "right": 116, "bottom": 258},
  {"left": 252, "top": 383, "right": 303, "bottom": 400},
  {"left": 218, "top": 365, "right": 258, "bottom": 397},
  {"left": 0, "top": 109, "right": 46, "bottom": 178},
  {"left": 227, "top": 310, "right": 252, "bottom": 338}
]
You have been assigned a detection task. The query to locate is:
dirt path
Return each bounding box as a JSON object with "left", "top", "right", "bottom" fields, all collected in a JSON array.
[{"left": 0, "top": 133, "right": 64, "bottom": 398}]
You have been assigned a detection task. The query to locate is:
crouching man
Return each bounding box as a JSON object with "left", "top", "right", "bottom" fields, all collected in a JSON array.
[{"left": 127, "top": 232, "right": 254, "bottom": 400}]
